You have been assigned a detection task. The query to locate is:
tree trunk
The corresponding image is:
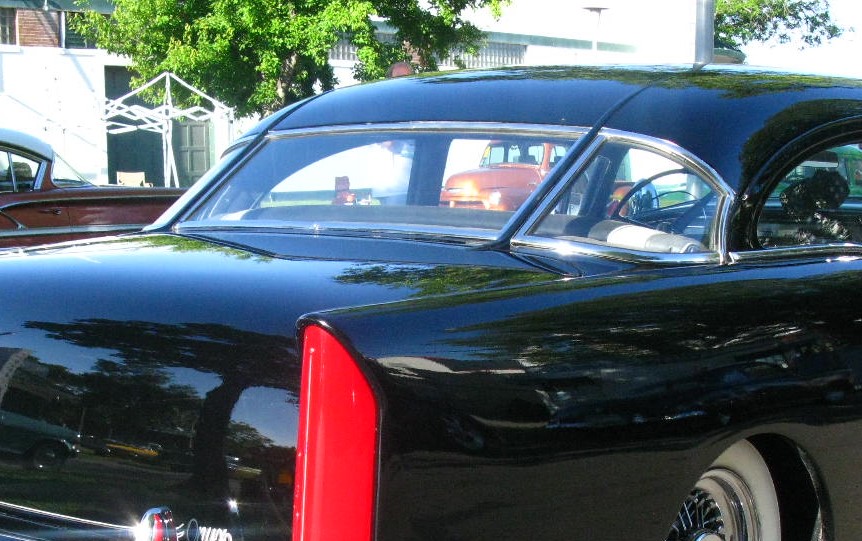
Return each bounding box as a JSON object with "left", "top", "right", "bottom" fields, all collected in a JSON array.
[{"left": 187, "top": 378, "right": 246, "bottom": 496}]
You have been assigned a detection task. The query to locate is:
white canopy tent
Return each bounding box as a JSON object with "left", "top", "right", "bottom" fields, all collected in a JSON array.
[{"left": 103, "top": 72, "right": 235, "bottom": 187}]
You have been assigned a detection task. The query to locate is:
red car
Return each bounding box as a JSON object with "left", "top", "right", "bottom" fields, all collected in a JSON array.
[{"left": 0, "top": 128, "right": 184, "bottom": 247}]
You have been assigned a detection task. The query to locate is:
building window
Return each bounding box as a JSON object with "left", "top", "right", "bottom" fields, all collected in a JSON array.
[
  {"left": 447, "top": 41, "right": 526, "bottom": 69},
  {"left": 329, "top": 34, "right": 525, "bottom": 69},
  {"left": 0, "top": 8, "right": 16, "bottom": 45},
  {"left": 330, "top": 35, "right": 357, "bottom": 62},
  {"left": 63, "top": 12, "right": 95, "bottom": 49}
]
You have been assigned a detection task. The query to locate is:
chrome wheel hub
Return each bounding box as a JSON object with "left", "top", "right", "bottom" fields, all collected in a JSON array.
[
  {"left": 665, "top": 468, "right": 760, "bottom": 541},
  {"left": 692, "top": 534, "right": 724, "bottom": 541}
]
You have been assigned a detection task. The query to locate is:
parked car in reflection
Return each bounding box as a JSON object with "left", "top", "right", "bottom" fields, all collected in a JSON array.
[
  {"left": 2, "top": 65, "right": 862, "bottom": 541},
  {"left": 0, "top": 409, "right": 79, "bottom": 470},
  {"left": 104, "top": 440, "right": 161, "bottom": 460},
  {"left": 0, "top": 352, "right": 80, "bottom": 470},
  {"left": 0, "top": 128, "right": 184, "bottom": 247}
]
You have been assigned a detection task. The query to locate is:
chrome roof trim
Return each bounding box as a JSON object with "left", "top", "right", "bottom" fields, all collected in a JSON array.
[
  {"left": 265, "top": 121, "right": 591, "bottom": 140},
  {"left": 0, "top": 128, "right": 53, "bottom": 160}
]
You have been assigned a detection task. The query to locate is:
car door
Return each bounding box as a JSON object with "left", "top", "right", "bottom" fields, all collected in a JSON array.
[
  {"left": 513, "top": 132, "right": 862, "bottom": 420},
  {"left": 0, "top": 149, "right": 72, "bottom": 247}
]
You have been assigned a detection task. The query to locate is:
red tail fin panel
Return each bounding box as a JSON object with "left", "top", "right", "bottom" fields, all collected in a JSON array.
[{"left": 293, "top": 325, "right": 378, "bottom": 541}]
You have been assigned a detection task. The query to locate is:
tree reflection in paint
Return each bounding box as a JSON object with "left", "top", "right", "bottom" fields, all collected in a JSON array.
[{"left": 25, "top": 319, "right": 299, "bottom": 498}]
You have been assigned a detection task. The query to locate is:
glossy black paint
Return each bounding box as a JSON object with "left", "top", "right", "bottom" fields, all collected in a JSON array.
[
  {"left": 0, "top": 234, "right": 555, "bottom": 540},
  {"left": 0, "top": 65, "right": 861, "bottom": 541},
  {"left": 316, "top": 257, "right": 862, "bottom": 539}
]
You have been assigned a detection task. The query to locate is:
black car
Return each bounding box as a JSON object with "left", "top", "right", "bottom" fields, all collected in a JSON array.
[{"left": 1, "top": 65, "right": 862, "bottom": 541}]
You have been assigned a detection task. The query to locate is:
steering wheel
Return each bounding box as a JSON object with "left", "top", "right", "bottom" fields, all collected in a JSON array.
[
  {"left": 669, "top": 191, "right": 716, "bottom": 235},
  {"left": 609, "top": 168, "right": 689, "bottom": 222}
]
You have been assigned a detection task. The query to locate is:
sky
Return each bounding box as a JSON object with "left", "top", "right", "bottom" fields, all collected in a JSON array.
[
  {"left": 466, "top": 0, "right": 861, "bottom": 77},
  {"left": 740, "top": 0, "right": 860, "bottom": 76}
]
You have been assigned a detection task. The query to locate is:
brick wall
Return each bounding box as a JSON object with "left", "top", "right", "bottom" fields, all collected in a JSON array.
[{"left": 17, "top": 9, "right": 59, "bottom": 47}]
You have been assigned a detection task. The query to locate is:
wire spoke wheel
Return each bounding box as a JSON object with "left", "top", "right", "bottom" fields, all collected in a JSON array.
[{"left": 666, "top": 440, "right": 781, "bottom": 541}]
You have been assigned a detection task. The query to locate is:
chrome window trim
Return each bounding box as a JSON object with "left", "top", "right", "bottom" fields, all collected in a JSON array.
[
  {"left": 512, "top": 128, "right": 735, "bottom": 266},
  {"left": 740, "top": 140, "right": 862, "bottom": 260},
  {"left": 513, "top": 237, "right": 722, "bottom": 266},
  {"left": 514, "top": 135, "right": 607, "bottom": 236},
  {"left": 0, "top": 146, "right": 49, "bottom": 191},
  {"left": 729, "top": 244, "right": 862, "bottom": 264},
  {"left": 177, "top": 220, "right": 501, "bottom": 245},
  {"left": 221, "top": 133, "right": 259, "bottom": 156}
]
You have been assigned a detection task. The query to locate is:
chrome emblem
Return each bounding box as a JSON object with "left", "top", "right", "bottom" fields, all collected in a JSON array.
[
  {"left": 137, "top": 508, "right": 234, "bottom": 541},
  {"left": 199, "top": 526, "right": 233, "bottom": 541}
]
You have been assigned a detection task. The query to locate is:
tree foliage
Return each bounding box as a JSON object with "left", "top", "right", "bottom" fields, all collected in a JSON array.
[
  {"left": 73, "top": 0, "right": 507, "bottom": 116},
  {"left": 715, "top": 0, "right": 842, "bottom": 48}
]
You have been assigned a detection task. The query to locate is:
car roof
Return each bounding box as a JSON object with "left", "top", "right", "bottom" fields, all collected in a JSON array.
[
  {"left": 271, "top": 64, "right": 862, "bottom": 194},
  {"left": 0, "top": 128, "right": 53, "bottom": 160},
  {"left": 274, "top": 65, "right": 670, "bottom": 130}
]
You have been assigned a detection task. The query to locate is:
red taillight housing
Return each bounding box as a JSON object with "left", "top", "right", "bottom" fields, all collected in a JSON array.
[{"left": 293, "top": 325, "right": 379, "bottom": 541}]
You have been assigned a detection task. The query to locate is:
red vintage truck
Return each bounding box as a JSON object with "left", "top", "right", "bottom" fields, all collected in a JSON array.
[{"left": 440, "top": 140, "right": 570, "bottom": 211}]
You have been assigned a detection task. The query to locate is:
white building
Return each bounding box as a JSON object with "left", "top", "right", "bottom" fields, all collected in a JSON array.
[{"left": 1, "top": 0, "right": 232, "bottom": 186}]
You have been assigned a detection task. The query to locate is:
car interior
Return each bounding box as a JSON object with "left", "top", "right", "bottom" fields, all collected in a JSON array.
[{"left": 757, "top": 143, "right": 862, "bottom": 248}]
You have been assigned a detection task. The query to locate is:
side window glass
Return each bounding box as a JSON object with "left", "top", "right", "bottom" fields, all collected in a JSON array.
[
  {"left": 549, "top": 145, "right": 568, "bottom": 168},
  {"left": 0, "top": 151, "right": 10, "bottom": 192},
  {"left": 757, "top": 143, "right": 862, "bottom": 248},
  {"left": 525, "top": 143, "right": 543, "bottom": 165},
  {"left": 529, "top": 141, "right": 718, "bottom": 254},
  {"left": 9, "top": 152, "right": 38, "bottom": 192}
]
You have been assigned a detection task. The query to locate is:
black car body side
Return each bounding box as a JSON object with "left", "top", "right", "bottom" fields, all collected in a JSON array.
[{"left": 312, "top": 258, "right": 862, "bottom": 540}]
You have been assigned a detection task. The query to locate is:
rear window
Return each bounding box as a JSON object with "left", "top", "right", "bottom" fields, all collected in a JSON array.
[{"left": 182, "top": 128, "right": 579, "bottom": 238}]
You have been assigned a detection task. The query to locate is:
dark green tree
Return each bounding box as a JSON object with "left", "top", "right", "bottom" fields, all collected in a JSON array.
[
  {"left": 73, "top": 0, "right": 507, "bottom": 116},
  {"left": 715, "top": 0, "right": 842, "bottom": 48}
]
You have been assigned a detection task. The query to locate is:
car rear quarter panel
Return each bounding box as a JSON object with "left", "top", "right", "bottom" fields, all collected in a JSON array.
[
  {"left": 0, "top": 234, "right": 556, "bottom": 541},
  {"left": 312, "top": 256, "right": 862, "bottom": 540}
]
